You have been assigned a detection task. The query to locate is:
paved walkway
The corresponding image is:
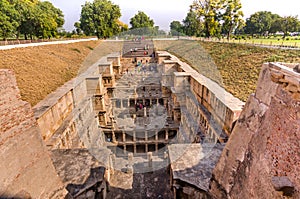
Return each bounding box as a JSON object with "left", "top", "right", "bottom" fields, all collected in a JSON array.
[{"left": 0, "top": 38, "right": 98, "bottom": 51}]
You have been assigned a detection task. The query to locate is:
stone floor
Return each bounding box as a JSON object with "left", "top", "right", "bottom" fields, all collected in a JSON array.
[{"left": 106, "top": 155, "right": 173, "bottom": 199}]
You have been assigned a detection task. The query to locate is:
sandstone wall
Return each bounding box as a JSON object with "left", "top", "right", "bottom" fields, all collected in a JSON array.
[
  {"left": 209, "top": 63, "right": 300, "bottom": 198},
  {"left": 0, "top": 69, "right": 66, "bottom": 198},
  {"left": 157, "top": 51, "right": 244, "bottom": 143},
  {"left": 33, "top": 54, "right": 121, "bottom": 150}
]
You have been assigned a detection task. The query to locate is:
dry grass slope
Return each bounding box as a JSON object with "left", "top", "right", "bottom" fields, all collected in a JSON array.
[
  {"left": 154, "top": 40, "right": 300, "bottom": 101},
  {"left": 1, "top": 39, "right": 298, "bottom": 105},
  {"left": 0, "top": 41, "right": 123, "bottom": 106}
]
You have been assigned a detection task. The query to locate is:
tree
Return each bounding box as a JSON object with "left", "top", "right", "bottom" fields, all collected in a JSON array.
[
  {"left": 182, "top": 11, "right": 203, "bottom": 36},
  {"left": 170, "top": 21, "right": 184, "bottom": 36},
  {"left": 74, "top": 22, "right": 82, "bottom": 34},
  {"left": 278, "top": 16, "right": 300, "bottom": 38},
  {"left": 190, "top": 0, "right": 221, "bottom": 37},
  {"left": 129, "top": 11, "right": 154, "bottom": 29},
  {"left": 221, "top": 0, "right": 244, "bottom": 40},
  {"left": 33, "top": 1, "right": 64, "bottom": 39},
  {"left": 0, "top": 0, "right": 19, "bottom": 40},
  {"left": 79, "top": 0, "right": 121, "bottom": 38},
  {"left": 13, "top": 0, "right": 35, "bottom": 39},
  {"left": 269, "top": 14, "right": 282, "bottom": 34},
  {"left": 245, "top": 11, "right": 279, "bottom": 36},
  {"left": 117, "top": 20, "right": 128, "bottom": 32}
]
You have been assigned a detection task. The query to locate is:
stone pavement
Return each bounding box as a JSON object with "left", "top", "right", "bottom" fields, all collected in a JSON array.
[{"left": 122, "top": 40, "right": 155, "bottom": 58}]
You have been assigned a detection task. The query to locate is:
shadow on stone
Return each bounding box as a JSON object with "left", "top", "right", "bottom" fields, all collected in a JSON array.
[{"left": 65, "top": 167, "right": 107, "bottom": 199}]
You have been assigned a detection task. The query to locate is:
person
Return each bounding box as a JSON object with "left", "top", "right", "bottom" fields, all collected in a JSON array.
[{"left": 130, "top": 49, "right": 133, "bottom": 54}]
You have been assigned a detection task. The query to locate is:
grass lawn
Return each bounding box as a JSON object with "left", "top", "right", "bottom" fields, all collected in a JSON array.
[{"left": 204, "top": 37, "right": 300, "bottom": 48}]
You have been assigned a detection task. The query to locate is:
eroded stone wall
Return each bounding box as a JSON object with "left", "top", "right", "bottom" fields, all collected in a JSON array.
[
  {"left": 0, "top": 69, "right": 66, "bottom": 198},
  {"left": 209, "top": 63, "right": 300, "bottom": 198}
]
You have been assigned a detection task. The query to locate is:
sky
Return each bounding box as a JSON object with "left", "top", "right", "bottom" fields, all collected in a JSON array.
[{"left": 49, "top": 0, "right": 300, "bottom": 32}]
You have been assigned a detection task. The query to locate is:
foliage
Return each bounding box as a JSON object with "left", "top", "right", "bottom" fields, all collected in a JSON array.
[
  {"left": 190, "top": 0, "right": 221, "bottom": 37},
  {"left": 74, "top": 22, "right": 82, "bottom": 35},
  {"left": 245, "top": 11, "right": 280, "bottom": 35},
  {"left": 182, "top": 11, "right": 203, "bottom": 36},
  {"left": 0, "top": 0, "right": 19, "bottom": 39},
  {"left": 79, "top": 0, "right": 119, "bottom": 38},
  {"left": 79, "top": 0, "right": 122, "bottom": 39},
  {"left": 278, "top": 16, "right": 300, "bottom": 38},
  {"left": 117, "top": 20, "right": 129, "bottom": 32},
  {"left": 129, "top": 11, "right": 154, "bottom": 29},
  {"left": 33, "top": 1, "right": 65, "bottom": 39},
  {"left": 190, "top": 0, "right": 244, "bottom": 38},
  {"left": 244, "top": 12, "right": 300, "bottom": 37},
  {"left": 220, "top": 0, "right": 244, "bottom": 40},
  {"left": 170, "top": 21, "right": 184, "bottom": 36},
  {"left": 0, "top": 0, "right": 64, "bottom": 40}
]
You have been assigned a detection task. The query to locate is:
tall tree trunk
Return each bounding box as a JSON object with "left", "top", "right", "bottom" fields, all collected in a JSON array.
[
  {"left": 227, "top": 24, "right": 233, "bottom": 40},
  {"left": 205, "top": 22, "right": 210, "bottom": 38}
]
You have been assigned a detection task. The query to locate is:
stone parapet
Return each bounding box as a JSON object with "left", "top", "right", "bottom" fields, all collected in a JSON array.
[
  {"left": 157, "top": 51, "right": 244, "bottom": 142},
  {"left": 33, "top": 53, "right": 121, "bottom": 150}
]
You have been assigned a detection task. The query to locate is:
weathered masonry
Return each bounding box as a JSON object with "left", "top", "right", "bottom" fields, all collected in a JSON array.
[
  {"left": 5, "top": 40, "right": 299, "bottom": 198},
  {"left": 23, "top": 42, "right": 244, "bottom": 197},
  {"left": 32, "top": 47, "right": 244, "bottom": 157}
]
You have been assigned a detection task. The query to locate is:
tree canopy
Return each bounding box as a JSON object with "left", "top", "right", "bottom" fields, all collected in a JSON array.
[
  {"left": 129, "top": 11, "right": 154, "bottom": 29},
  {"left": 220, "top": 0, "right": 244, "bottom": 39},
  {"left": 245, "top": 11, "right": 280, "bottom": 35},
  {"left": 170, "top": 21, "right": 184, "bottom": 36},
  {"left": 190, "top": 0, "right": 221, "bottom": 37},
  {"left": 244, "top": 11, "right": 300, "bottom": 37},
  {"left": 0, "top": 0, "right": 64, "bottom": 40},
  {"left": 189, "top": 0, "right": 244, "bottom": 39},
  {"left": 0, "top": 0, "right": 19, "bottom": 39},
  {"left": 79, "top": 0, "right": 122, "bottom": 39},
  {"left": 183, "top": 11, "right": 203, "bottom": 37},
  {"left": 277, "top": 16, "right": 300, "bottom": 37}
]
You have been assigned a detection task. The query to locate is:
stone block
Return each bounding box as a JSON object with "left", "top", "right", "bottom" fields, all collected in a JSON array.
[
  {"left": 286, "top": 83, "right": 298, "bottom": 93},
  {"left": 284, "top": 75, "right": 300, "bottom": 86},
  {"left": 255, "top": 64, "right": 278, "bottom": 106},
  {"left": 272, "top": 176, "right": 295, "bottom": 196}
]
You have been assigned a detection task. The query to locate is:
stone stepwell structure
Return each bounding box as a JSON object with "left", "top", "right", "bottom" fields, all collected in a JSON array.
[{"left": 0, "top": 40, "right": 299, "bottom": 198}]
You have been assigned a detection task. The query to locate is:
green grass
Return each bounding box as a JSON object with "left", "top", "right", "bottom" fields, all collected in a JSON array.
[{"left": 204, "top": 37, "right": 300, "bottom": 47}]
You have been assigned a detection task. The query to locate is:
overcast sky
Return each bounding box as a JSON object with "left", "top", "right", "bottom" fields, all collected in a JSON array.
[{"left": 49, "top": 0, "right": 300, "bottom": 31}]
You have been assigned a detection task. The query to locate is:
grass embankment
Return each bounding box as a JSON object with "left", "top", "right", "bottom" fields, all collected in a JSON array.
[
  {"left": 154, "top": 40, "right": 300, "bottom": 102},
  {"left": 0, "top": 40, "right": 123, "bottom": 106},
  {"left": 202, "top": 37, "right": 300, "bottom": 47}
]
